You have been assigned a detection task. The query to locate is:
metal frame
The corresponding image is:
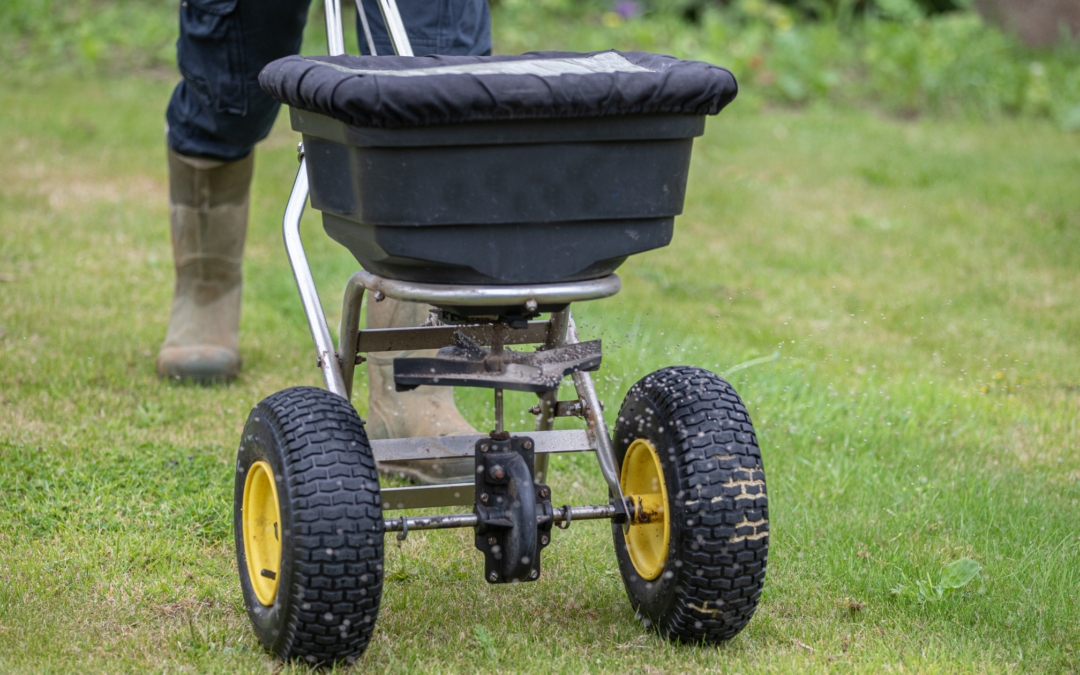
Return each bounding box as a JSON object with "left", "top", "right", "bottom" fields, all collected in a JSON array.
[
  {"left": 354, "top": 0, "right": 377, "bottom": 55},
  {"left": 345, "top": 269, "right": 620, "bottom": 310},
  {"left": 277, "top": 0, "right": 631, "bottom": 531},
  {"left": 385, "top": 504, "right": 617, "bottom": 534},
  {"left": 373, "top": 0, "right": 414, "bottom": 56}
]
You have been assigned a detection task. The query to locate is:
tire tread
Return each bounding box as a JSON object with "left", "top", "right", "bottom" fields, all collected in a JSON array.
[
  {"left": 253, "top": 387, "right": 383, "bottom": 665},
  {"left": 615, "top": 366, "right": 768, "bottom": 643}
]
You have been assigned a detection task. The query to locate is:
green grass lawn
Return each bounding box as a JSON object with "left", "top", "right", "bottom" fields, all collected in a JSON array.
[{"left": 1, "top": 66, "right": 1079, "bottom": 673}]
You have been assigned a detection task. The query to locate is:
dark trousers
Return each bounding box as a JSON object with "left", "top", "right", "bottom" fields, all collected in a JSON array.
[{"left": 166, "top": 0, "right": 491, "bottom": 161}]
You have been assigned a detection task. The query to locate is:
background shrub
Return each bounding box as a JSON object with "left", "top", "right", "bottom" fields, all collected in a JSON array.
[{"left": 2, "top": 0, "right": 1078, "bottom": 129}]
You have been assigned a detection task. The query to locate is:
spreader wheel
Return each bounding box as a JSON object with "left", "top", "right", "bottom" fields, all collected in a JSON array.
[
  {"left": 235, "top": 386, "right": 384, "bottom": 665},
  {"left": 612, "top": 366, "right": 768, "bottom": 643}
]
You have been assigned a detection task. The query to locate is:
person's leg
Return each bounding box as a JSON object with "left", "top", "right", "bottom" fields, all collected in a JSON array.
[
  {"left": 160, "top": 0, "right": 311, "bottom": 381},
  {"left": 167, "top": 0, "right": 312, "bottom": 162},
  {"left": 355, "top": 0, "right": 491, "bottom": 56}
]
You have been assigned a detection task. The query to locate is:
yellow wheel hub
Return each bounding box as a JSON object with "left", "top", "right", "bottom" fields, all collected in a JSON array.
[
  {"left": 242, "top": 460, "right": 282, "bottom": 606},
  {"left": 620, "top": 439, "right": 670, "bottom": 580}
]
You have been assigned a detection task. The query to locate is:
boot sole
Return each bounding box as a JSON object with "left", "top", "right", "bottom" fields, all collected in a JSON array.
[{"left": 157, "top": 346, "right": 241, "bottom": 383}]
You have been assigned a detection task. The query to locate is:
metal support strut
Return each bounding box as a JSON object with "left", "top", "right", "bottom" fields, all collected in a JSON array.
[
  {"left": 282, "top": 160, "right": 349, "bottom": 400},
  {"left": 566, "top": 313, "right": 630, "bottom": 522}
]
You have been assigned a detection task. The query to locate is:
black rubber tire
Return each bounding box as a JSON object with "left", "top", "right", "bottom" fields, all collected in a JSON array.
[
  {"left": 612, "top": 366, "right": 768, "bottom": 643},
  {"left": 234, "top": 386, "right": 383, "bottom": 666}
]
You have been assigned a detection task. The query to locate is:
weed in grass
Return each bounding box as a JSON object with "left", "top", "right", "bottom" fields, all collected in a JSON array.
[
  {"left": 472, "top": 624, "right": 497, "bottom": 659},
  {"left": 890, "top": 557, "right": 984, "bottom": 603}
]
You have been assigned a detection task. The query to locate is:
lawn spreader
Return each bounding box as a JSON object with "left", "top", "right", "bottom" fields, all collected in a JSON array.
[{"left": 234, "top": 0, "right": 768, "bottom": 664}]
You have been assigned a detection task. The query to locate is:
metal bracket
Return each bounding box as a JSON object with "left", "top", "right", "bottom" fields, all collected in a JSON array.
[
  {"left": 394, "top": 332, "right": 602, "bottom": 393},
  {"left": 528, "top": 399, "right": 605, "bottom": 419},
  {"left": 473, "top": 435, "right": 553, "bottom": 583}
]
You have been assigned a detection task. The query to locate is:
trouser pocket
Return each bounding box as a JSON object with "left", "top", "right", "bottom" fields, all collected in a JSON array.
[{"left": 178, "top": 0, "right": 246, "bottom": 115}]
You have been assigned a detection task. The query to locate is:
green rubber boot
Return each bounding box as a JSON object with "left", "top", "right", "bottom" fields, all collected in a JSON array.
[
  {"left": 157, "top": 148, "right": 254, "bottom": 382},
  {"left": 366, "top": 297, "right": 478, "bottom": 484}
]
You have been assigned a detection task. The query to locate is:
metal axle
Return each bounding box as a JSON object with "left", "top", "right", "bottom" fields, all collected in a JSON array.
[{"left": 383, "top": 504, "right": 617, "bottom": 533}]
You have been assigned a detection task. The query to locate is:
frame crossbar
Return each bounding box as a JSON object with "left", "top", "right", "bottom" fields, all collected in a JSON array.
[{"left": 371, "top": 429, "right": 591, "bottom": 464}]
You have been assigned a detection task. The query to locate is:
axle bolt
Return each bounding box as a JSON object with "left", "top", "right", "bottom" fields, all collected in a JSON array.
[
  {"left": 488, "top": 572, "right": 498, "bottom": 582},
  {"left": 480, "top": 493, "right": 489, "bottom": 504},
  {"left": 488, "top": 536, "right": 497, "bottom": 546},
  {"left": 490, "top": 465, "right": 506, "bottom": 481}
]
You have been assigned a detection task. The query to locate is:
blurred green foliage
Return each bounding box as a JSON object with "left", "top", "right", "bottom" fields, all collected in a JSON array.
[
  {"left": 0, "top": 0, "right": 176, "bottom": 70},
  {"left": 498, "top": 0, "right": 1080, "bottom": 129},
  {"left": 761, "top": 0, "right": 969, "bottom": 20},
  {"left": 2, "top": 0, "right": 1079, "bottom": 129},
  {"left": 591, "top": 0, "right": 970, "bottom": 22}
]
